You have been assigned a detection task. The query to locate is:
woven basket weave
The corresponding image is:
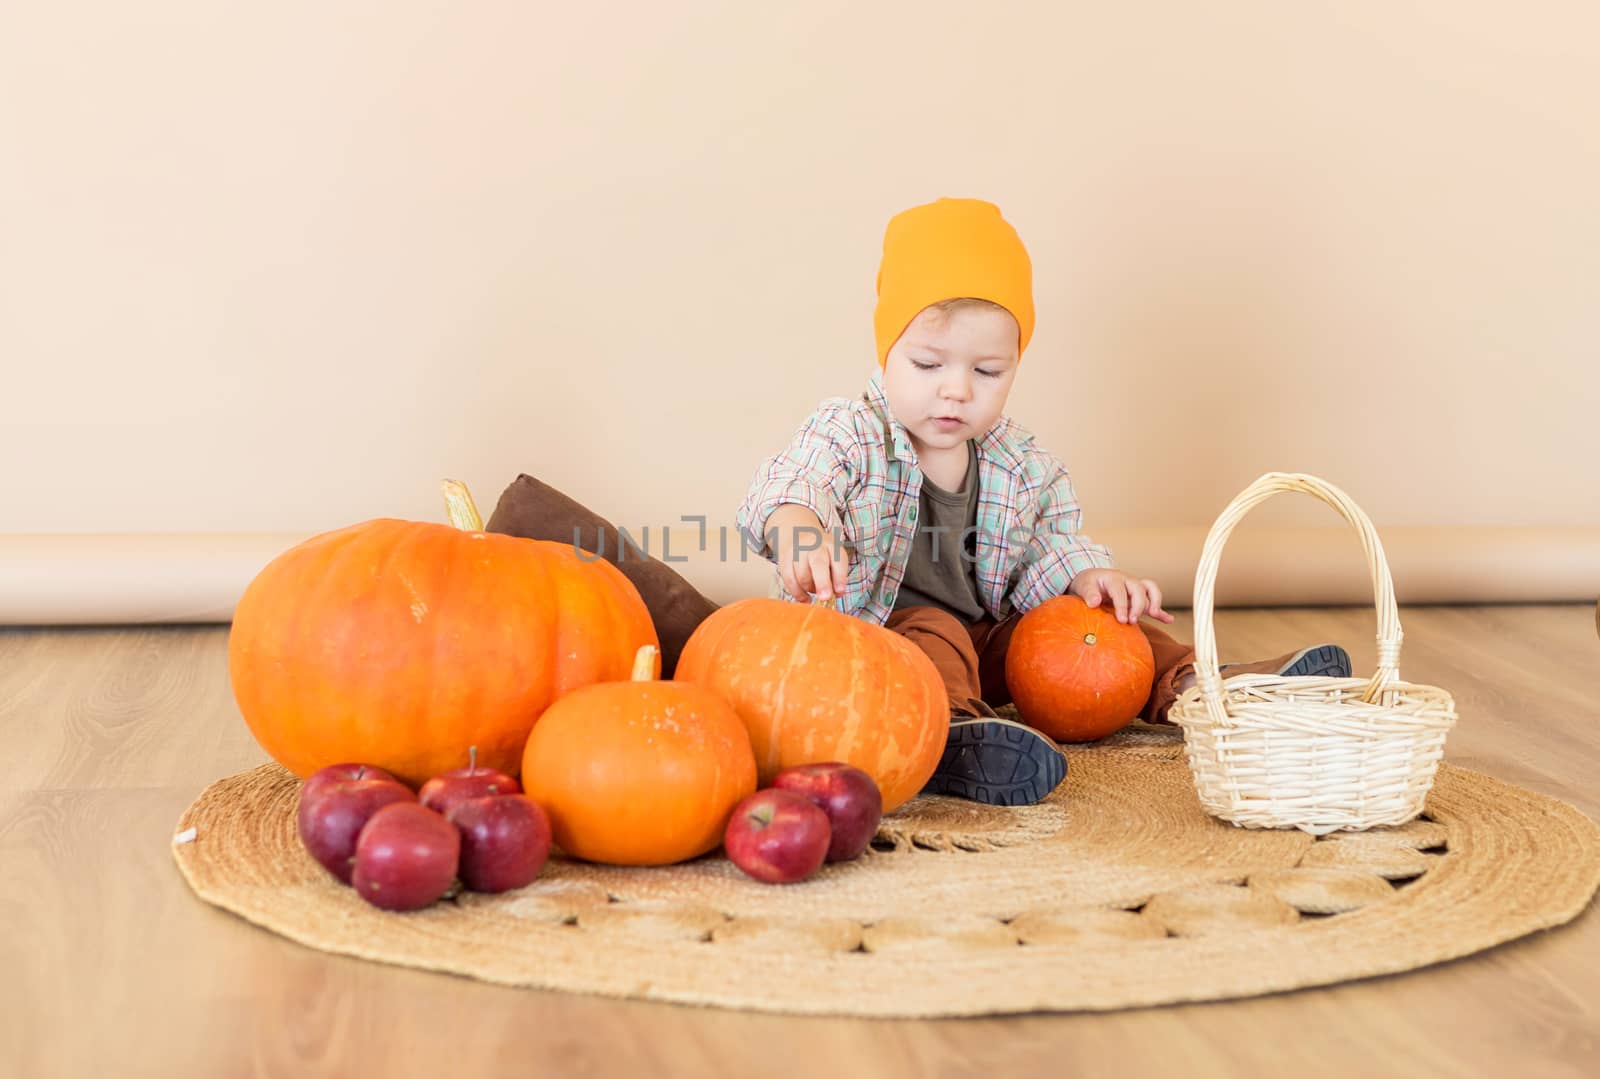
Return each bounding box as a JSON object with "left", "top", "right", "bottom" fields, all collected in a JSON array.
[{"left": 1169, "top": 473, "right": 1458, "bottom": 835}]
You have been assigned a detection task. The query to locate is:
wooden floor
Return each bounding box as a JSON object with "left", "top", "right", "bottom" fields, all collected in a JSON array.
[{"left": 2, "top": 606, "right": 1596, "bottom": 1078}]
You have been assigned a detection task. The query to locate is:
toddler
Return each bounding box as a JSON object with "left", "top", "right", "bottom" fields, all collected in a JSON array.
[{"left": 737, "top": 198, "right": 1350, "bottom": 806}]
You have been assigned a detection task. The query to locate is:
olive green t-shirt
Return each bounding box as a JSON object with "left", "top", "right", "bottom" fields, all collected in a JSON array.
[{"left": 891, "top": 441, "right": 986, "bottom": 622}]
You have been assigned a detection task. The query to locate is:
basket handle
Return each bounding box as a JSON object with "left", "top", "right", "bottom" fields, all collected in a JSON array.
[{"left": 1191, "top": 472, "right": 1402, "bottom": 721}]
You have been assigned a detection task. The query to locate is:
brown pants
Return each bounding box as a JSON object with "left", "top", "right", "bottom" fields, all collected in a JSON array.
[{"left": 885, "top": 605, "right": 1195, "bottom": 725}]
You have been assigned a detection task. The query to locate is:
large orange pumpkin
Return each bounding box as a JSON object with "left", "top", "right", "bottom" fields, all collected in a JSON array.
[
  {"left": 229, "top": 483, "right": 658, "bottom": 787},
  {"left": 521, "top": 645, "right": 757, "bottom": 866},
  {"left": 1004, "top": 595, "right": 1155, "bottom": 742},
  {"left": 673, "top": 598, "right": 947, "bottom": 812}
]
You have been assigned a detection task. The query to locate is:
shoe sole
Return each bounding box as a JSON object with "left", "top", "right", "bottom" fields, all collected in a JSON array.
[
  {"left": 1275, "top": 644, "right": 1353, "bottom": 679},
  {"left": 921, "top": 719, "right": 1067, "bottom": 807}
]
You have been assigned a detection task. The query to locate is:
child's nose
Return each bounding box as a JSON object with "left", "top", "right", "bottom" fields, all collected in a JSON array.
[{"left": 941, "top": 376, "right": 972, "bottom": 401}]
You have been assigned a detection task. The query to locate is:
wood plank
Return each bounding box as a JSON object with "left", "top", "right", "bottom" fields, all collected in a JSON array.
[{"left": 0, "top": 608, "right": 1595, "bottom": 1077}]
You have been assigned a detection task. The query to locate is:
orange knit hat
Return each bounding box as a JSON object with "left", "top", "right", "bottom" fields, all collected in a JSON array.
[{"left": 873, "top": 198, "right": 1035, "bottom": 367}]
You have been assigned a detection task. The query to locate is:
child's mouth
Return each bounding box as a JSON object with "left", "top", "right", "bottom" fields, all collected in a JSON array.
[{"left": 932, "top": 417, "right": 964, "bottom": 431}]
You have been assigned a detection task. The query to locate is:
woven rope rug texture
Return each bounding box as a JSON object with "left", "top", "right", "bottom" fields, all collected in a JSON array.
[{"left": 172, "top": 725, "right": 1600, "bottom": 1018}]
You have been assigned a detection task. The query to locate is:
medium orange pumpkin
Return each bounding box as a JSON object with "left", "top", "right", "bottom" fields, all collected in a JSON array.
[
  {"left": 229, "top": 483, "right": 658, "bottom": 788},
  {"left": 521, "top": 645, "right": 757, "bottom": 866},
  {"left": 673, "top": 598, "right": 947, "bottom": 812},
  {"left": 1004, "top": 595, "right": 1155, "bottom": 742}
]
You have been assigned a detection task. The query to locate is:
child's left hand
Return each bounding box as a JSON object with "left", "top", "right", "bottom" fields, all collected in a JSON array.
[{"left": 1067, "top": 569, "right": 1176, "bottom": 625}]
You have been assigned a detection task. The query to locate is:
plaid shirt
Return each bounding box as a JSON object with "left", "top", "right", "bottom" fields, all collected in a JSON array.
[{"left": 736, "top": 372, "right": 1115, "bottom": 625}]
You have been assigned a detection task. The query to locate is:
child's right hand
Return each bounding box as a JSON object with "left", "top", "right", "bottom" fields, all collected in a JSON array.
[{"left": 766, "top": 503, "right": 851, "bottom": 603}]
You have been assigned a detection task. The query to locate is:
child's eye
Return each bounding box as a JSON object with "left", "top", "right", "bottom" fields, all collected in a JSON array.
[
  {"left": 976, "top": 368, "right": 1003, "bottom": 379},
  {"left": 911, "top": 360, "right": 938, "bottom": 371}
]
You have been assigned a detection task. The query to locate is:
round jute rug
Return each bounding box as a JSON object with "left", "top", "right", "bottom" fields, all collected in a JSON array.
[{"left": 171, "top": 726, "right": 1600, "bottom": 1018}]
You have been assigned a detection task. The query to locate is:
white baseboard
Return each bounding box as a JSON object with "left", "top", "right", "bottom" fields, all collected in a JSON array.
[{"left": 1, "top": 526, "right": 1595, "bottom": 625}]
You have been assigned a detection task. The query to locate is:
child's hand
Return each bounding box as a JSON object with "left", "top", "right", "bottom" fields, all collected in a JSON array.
[
  {"left": 1068, "top": 569, "right": 1175, "bottom": 625},
  {"left": 766, "top": 503, "right": 851, "bottom": 603}
]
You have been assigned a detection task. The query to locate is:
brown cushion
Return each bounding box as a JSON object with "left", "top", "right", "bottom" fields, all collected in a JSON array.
[{"left": 484, "top": 474, "right": 720, "bottom": 678}]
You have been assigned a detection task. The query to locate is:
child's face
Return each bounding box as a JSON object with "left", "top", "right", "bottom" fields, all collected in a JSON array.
[{"left": 882, "top": 304, "right": 1020, "bottom": 455}]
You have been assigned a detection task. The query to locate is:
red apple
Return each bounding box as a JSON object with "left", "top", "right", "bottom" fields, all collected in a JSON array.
[
  {"left": 446, "top": 795, "right": 551, "bottom": 893},
  {"left": 302, "top": 762, "right": 407, "bottom": 806},
  {"left": 724, "top": 789, "right": 832, "bottom": 884},
  {"left": 352, "top": 802, "right": 461, "bottom": 911},
  {"left": 418, "top": 746, "right": 521, "bottom": 818},
  {"left": 771, "top": 762, "right": 883, "bottom": 862},
  {"left": 297, "top": 778, "right": 416, "bottom": 884}
]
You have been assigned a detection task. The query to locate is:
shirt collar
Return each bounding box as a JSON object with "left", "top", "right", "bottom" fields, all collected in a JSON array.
[{"left": 863, "top": 371, "right": 916, "bottom": 464}]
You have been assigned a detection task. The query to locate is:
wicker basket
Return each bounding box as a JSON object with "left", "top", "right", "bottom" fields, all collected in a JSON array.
[{"left": 1168, "top": 472, "right": 1458, "bottom": 836}]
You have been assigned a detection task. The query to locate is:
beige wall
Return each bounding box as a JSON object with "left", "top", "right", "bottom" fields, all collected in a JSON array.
[{"left": 3, "top": 3, "right": 1597, "bottom": 614}]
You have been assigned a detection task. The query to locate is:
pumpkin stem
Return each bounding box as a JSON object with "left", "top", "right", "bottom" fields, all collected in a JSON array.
[
  {"left": 1084, "top": 633, "right": 1098, "bottom": 646},
  {"left": 441, "top": 479, "right": 485, "bottom": 531},
  {"left": 631, "top": 645, "right": 659, "bottom": 682},
  {"left": 816, "top": 596, "right": 837, "bottom": 612},
  {"left": 468, "top": 745, "right": 477, "bottom": 771}
]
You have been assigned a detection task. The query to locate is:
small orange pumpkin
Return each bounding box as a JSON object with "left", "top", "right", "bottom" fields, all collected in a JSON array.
[
  {"left": 673, "top": 598, "right": 947, "bottom": 812},
  {"left": 521, "top": 645, "right": 757, "bottom": 866},
  {"left": 228, "top": 482, "right": 658, "bottom": 787},
  {"left": 1004, "top": 595, "right": 1155, "bottom": 742}
]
